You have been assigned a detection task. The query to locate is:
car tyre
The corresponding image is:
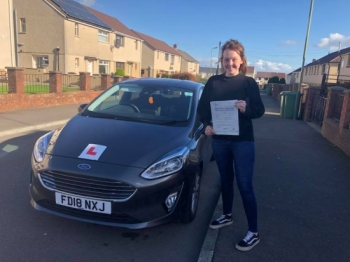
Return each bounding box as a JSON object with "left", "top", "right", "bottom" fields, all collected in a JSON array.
[{"left": 180, "top": 167, "right": 202, "bottom": 224}]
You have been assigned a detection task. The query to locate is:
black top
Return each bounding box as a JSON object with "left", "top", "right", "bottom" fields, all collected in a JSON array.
[{"left": 197, "top": 74, "right": 265, "bottom": 141}]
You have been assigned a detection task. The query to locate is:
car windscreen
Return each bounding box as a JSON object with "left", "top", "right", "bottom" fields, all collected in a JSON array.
[{"left": 83, "top": 82, "right": 194, "bottom": 125}]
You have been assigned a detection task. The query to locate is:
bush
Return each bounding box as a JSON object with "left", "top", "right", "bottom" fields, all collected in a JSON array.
[
  {"left": 268, "top": 76, "right": 280, "bottom": 84},
  {"left": 170, "top": 72, "right": 196, "bottom": 81},
  {"left": 115, "top": 68, "right": 125, "bottom": 76},
  {"left": 279, "top": 78, "right": 286, "bottom": 84}
]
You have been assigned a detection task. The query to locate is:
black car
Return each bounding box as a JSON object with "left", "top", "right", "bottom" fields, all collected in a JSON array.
[{"left": 30, "top": 78, "right": 212, "bottom": 229}]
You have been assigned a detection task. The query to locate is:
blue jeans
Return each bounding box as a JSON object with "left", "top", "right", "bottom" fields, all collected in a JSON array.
[{"left": 212, "top": 138, "right": 258, "bottom": 232}]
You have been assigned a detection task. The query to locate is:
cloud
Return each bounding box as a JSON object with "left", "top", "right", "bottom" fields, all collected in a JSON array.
[
  {"left": 198, "top": 57, "right": 218, "bottom": 67},
  {"left": 254, "top": 59, "right": 292, "bottom": 72},
  {"left": 282, "top": 40, "right": 296, "bottom": 45},
  {"left": 317, "top": 33, "right": 350, "bottom": 51},
  {"left": 79, "top": 0, "right": 96, "bottom": 6}
]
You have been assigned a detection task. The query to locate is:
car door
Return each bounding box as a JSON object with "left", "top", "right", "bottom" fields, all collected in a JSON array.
[{"left": 193, "top": 86, "right": 212, "bottom": 172}]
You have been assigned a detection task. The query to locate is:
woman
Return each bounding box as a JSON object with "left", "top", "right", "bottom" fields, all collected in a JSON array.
[{"left": 197, "top": 39, "right": 265, "bottom": 251}]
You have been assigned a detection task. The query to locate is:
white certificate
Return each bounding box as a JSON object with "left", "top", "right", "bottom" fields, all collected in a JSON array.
[{"left": 210, "top": 100, "right": 239, "bottom": 136}]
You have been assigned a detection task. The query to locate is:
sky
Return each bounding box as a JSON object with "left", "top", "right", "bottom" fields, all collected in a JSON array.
[{"left": 78, "top": 0, "right": 350, "bottom": 74}]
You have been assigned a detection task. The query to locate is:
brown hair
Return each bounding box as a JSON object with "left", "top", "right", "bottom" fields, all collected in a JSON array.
[{"left": 219, "top": 39, "right": 247, "bottom": 75}]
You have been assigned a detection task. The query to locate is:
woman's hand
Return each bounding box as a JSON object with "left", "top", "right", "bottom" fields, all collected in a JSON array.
[
  {"left": 205, "top": 125, "right": 215, "bottom": 136},
  {"left": 235, "top": 100, "right": 246, "bottom": 113}
]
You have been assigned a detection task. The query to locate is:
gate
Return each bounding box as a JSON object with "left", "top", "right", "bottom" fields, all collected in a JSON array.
[{"left": 310, "top": 94, "right": 327, "bottom": 126}]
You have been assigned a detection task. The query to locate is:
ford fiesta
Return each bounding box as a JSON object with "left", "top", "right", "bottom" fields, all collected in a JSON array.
[{"left": 30, "top": 78, "right": 212, "bottom": 229}]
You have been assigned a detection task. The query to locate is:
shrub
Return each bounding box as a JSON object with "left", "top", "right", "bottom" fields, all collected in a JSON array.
[
  {"left": 268, "top": 76, "right": 280, "bottom": 84},
  {"left": 115, "top": 68, "right": 125, "bottom": 76},
  {"left": 279, "top": 78, "right": 286, "bottom": 84},
  {"left": 170, "top": 72, "right": 196, "bottom": 81}
]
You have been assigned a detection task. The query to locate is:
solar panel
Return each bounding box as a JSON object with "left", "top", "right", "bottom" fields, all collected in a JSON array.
[{"left": 51, "top": 0, "right": 111, "bottom": 29}]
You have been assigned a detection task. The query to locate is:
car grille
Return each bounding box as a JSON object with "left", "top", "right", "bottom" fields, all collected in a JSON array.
[
  {"left": 39, "top": 170, "right": 136, "bottom": 201},
  {"left": 37, "top": 200, "right": 140, "bottom": 224}
]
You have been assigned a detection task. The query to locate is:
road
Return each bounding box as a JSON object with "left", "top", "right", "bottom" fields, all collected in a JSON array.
[{"left": 0, "top": 127, "right": 220, "bottom": 262}]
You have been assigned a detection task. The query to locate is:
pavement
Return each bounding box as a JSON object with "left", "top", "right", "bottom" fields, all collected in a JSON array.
[{"left": 1, "top": 95, "right": 350, "bottom": 262}]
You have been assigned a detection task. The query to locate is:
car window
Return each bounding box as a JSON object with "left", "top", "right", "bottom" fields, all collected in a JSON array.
[{"left": 85, "top": 83, "right": 194, "bottom": 125}]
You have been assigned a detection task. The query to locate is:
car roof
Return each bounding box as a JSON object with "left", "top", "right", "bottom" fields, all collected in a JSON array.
[{"left": 119, "top": 78, "right": 203, "bottom": 91}]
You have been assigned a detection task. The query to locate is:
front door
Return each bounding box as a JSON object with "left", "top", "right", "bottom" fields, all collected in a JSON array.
[{"left": 87, "top": 60, "right": 93, "bottom": 76}]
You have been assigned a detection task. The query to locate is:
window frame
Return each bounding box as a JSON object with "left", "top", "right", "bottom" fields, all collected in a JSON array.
[
  {"left": 75, "top": 23, "right": 79, "bottom": 37},
  {"left": 20, "top": 18, "right": 26, "bottom": 33},
  {"left": 115, "top": 35, "right": 124, "bottom": 47},
  {"left": 99, "top": 60, "right": 109, "bottom": 74},
  {"left": 98, "top": 30, "right": 109, "bottom": 43}
]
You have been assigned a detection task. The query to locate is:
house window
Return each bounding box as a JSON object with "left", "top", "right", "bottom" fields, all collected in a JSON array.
[
  {"left": 171, "top": 55, "right": 174, "bottom": 64},
  {"left": 98, "top": 30, "right": 109, "bottom": 43},
  {"left": 99, "top": 60, "right": 109, "bottom": 74},
  {"left": 305, "top": 68, "right": 308, "bottom": 75},
  {"left": 75, "top": 58, "right": 79, "bottom": 68},
  {"left": 135, "top": 40, "right": 138, "bottom": 50},
  {"left": 135, "top": 63, "right": 137, "bottom": 70},
  {"left": 20, "top": 18, "right": 26, "bottom": 33},
  {"left": 157, "top": 51, "right": 159, "bottom": 59},
  {"left": 347, "top": 54, "right": 350, "bottom": 66},
  {"left": 115, "top": 35, "right": 124, "bottom": 47},
  {"left": 75, "top": 23, "right": 79, "bottom": 37},
  {"left": 116, "top": 62, "right": 125, "bottom": 70},
  {"left": 34, "top": 56, "right": 49, "bottom": 68},
  {"left": 258, "top": 77, "right": 261, "bottom": 80},
  {"left": 322, "top": 64, "right": 326, "bottom": 74},
  {"left": 165, "top": 53, "right": 169, "bottom": 61}
]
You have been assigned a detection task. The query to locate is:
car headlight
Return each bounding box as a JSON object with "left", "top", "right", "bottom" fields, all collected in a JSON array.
[
  {"left": 33, "top": 131, "right": 54, "bottom": 162},
  {"left": 141, "top": 147, "right": 190, "bottom": 180}
]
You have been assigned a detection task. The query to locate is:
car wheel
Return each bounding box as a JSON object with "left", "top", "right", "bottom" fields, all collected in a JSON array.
[{"left": 181, "top": 167, "right": 202, "bottom": 224}]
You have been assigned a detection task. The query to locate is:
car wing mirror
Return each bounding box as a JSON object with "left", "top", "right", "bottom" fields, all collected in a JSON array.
[{"left": 78, "top": 103, "right": 88, "bottom": 114}]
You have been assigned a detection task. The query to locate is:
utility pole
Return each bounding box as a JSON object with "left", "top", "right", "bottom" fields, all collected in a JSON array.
[
  {"left": 293, "top": 0, "right": 314, "bottom": 120},
  {"left": 216, "top": 41, "right": 221, "bottom": 75},
  {"left": 210, "top": 46, "right": 218, "bottom": 76}
]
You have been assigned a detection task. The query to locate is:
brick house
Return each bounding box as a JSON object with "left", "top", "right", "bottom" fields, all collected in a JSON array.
[
  {"left": 13, "top": 0, "right": 116, "bottom": 75},
  {"left": 87, "top": 7, "right": 143, "bottom": 78},
  {"left": 131, "top": 30, "right": 181, "bottom": 77}
]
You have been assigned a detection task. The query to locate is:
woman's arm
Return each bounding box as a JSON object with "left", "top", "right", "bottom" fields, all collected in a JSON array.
[{"left": 242, "top": 77, "right": 265, "bottom": 119}]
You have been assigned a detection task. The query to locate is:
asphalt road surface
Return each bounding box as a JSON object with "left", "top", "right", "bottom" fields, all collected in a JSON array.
[{"left": 0, "top": 128, "right": 220, "bottom": 262}]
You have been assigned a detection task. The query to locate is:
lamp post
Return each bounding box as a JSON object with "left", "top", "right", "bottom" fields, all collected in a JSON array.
[
  {"left": 293, "top": 0, "right": 314, "bottom": 120},
  {"left": 56, "top": 46, "right": 60, "bottom": 71},
  {"left": 210, "top": 47, "right": 218, "bottom": 76}
]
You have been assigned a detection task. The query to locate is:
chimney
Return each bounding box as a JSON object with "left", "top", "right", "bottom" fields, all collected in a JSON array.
[
  {"left": 312, "top": 59, "right": 316, "bottom": 62},
  {"left": 173, "top": 44, "right": 177, "bottom": 49}
]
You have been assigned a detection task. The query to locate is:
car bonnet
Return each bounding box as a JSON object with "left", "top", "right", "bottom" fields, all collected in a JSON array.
[{"left": 45, "top": 115, "right": 192, "bottom": 168}]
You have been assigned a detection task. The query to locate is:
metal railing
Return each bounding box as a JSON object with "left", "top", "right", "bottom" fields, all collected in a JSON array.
[
  {"left": 62, "top": 74, "right": 80, "bottom": 92},
  {"left": 311, "top": 94, "right": 327, "bottom": 126},
  {"left": 0, "top": 70, "right": 8, "bottom": 94},
  {"left": 332, "top": 93, "right": 344, "bottom": 121},
  {"left": 25, "top": 74, "right": 50, "bottom": 94}
]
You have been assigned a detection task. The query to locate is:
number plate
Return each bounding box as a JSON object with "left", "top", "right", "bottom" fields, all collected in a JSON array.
[{"left": 55, "top": 192, "right": 111, "bottom": 214}]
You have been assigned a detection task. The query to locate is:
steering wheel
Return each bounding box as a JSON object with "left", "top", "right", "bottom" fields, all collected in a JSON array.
[{"left": 119, "top": 102, "right": 140, "bottom": 113}]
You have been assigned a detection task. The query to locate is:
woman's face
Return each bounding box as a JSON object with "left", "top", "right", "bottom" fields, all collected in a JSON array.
[{"left": 222, "top": 49, "right": 243, "bottom": 76}]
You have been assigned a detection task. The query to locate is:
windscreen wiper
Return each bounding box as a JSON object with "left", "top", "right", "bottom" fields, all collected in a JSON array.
[{"left": 159, "top": 119, "right": 188, "bottom": 125}]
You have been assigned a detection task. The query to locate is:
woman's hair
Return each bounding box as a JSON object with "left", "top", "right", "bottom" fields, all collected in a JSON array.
[{"left": 219, "top": 39, "right": 247, "bottom": 75}]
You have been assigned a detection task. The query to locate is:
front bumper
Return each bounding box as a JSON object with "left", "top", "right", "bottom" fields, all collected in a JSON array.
[{"left": 30, "top": 155, "right": 188, "bottom": 229}]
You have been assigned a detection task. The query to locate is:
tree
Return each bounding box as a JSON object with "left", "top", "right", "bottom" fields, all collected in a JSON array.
[
  {"left": 279, "top": 78, "right": 286, "bottom": 84},
  {"left": 268, "top": 76, "right": 280, "bottom": 84}
]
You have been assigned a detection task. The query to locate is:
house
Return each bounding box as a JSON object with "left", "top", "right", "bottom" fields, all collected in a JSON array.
[
  {"left": 0, "top": 0, "right": 16, "bottom": 69},
  {"left": 302, "top": 47, "right": 350, "bottom": 85},
  {"left": 131, "top": 30, "right": 181, "bottom": 77},
  {"left": 255, "top": 72, "right": 286, "bottom": 86},
  {"left": 13, "top": 0, "right": 116, "bottom": 75},
  {"left": 246, "top": 66, "right": 255, "bottom": 78},
  {"left": 286, "top": 67, "right": 301, "bottom": 84},
  {"left": 86, "top": 7, "right": 143, "bottom": 78},
  {"left": 338, "top": 49, "right": 350, "bottom": 84},
  {"left": 174, "top": 47, "right": 199, "bottom": 75}
]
